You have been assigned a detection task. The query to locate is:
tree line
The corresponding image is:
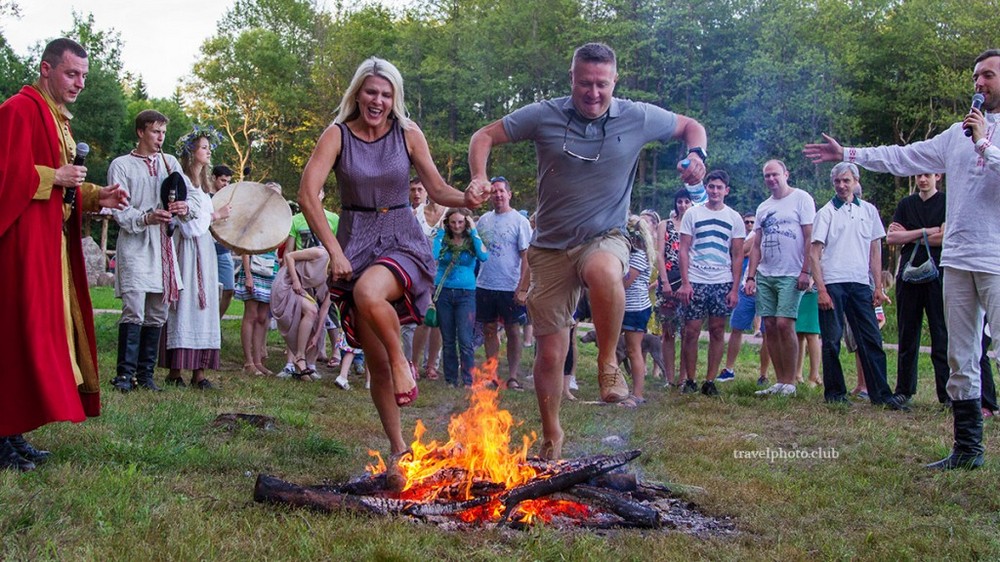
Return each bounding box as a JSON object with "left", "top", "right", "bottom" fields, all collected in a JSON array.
[{"left": 2, "top": 0, "right": 996, "bottom": 232}]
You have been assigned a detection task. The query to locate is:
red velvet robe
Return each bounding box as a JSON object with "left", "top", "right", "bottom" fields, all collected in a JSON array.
[{"left": 0, "top": 85, "right": 101, "bottom": 436}]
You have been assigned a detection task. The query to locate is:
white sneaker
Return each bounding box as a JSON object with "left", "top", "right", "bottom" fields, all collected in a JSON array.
[
  {"left": 277, "top": 365, "right": 295, "bottom": 379},
  {"left": 568, "top": 375, "right": 579, "bottom": 391},
  {"left": 755, "top": 383, "right": 796, "bottom": 396}
]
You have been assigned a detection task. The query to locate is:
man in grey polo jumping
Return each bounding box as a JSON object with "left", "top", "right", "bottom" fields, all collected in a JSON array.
[{"left": 468, "top": 42, "right": 708, "bottom": 459}]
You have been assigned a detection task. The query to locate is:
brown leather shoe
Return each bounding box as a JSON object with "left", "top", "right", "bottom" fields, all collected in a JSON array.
[{"left": 598, "top": 366, "right": 629, "bottom": 403}]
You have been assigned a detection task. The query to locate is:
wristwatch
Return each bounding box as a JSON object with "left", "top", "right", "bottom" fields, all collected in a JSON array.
[{"left": 687, "top": 147, "right": 708, "bottom": 163}]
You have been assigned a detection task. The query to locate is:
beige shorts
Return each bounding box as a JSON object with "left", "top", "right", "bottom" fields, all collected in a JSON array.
[{"left": 526, "top": 230, "right": 630, "bottom": 336}]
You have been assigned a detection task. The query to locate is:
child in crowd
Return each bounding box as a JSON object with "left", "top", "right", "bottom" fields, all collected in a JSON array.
[{"left": 334, "top": 333, "right": 366, "bottom": 391}]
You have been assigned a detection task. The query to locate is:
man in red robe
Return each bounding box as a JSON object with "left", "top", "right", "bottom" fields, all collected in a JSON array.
[{"left": 0, "top": 38, "right": 128, "bottom": 471}]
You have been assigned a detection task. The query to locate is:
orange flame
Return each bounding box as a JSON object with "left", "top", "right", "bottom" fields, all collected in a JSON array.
[
  {"left": 369, "top": 358, "right": 538, "bottom": 496},
  {"left": 365, "top": 357, "right": 591, "bottom": 524}
]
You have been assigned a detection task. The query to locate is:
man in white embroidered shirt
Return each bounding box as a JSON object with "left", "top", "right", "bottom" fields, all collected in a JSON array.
[
  {"left": 804, "top": 48, "right": 1000, "bottom": 469},
  {"left": 109, "top": 110, "right": 191, "bottom": 393}
]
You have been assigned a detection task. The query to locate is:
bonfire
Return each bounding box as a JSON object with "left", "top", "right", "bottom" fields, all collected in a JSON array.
[{"left": 254, "top": 358, "right": 735, "bottom": 533}]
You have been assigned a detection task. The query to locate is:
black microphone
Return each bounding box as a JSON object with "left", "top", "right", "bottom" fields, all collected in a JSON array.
[
  {"left": 64, "top": 142, "right": 89, "bottom": 205},
  {"left": 965, "top": 93, "right": 986, "bottom": 137}
]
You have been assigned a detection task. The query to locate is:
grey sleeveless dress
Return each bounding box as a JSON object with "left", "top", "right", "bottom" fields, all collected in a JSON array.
[{"left": 329, "top": 120, "right": 434, "bottom": 346}]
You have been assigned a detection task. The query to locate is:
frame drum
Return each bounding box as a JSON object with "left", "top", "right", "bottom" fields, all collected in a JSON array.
[{"left": 210, "top": 181, "right": 292, "bottom": 254}]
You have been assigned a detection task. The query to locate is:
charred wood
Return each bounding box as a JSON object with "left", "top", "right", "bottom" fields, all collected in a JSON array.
[
  {"left": 254, "top": 474, "right": 411, "bottom": 515},
  {"left": 587, "top": 472, "right": 637, "bottom": 492},
  {"left": 570, "top": 485, "right": 660, "bottom": 528},
  {"left": 254, "top": 474, "right": 491, "bottom": 517},
  {"left": 497, "top": 450, "right": 641, "bottom": 525}
]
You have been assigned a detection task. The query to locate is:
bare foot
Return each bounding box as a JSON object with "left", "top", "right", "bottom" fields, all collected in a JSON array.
[{"left": 540, "top": 430, "right": 565, "bottom": 461}]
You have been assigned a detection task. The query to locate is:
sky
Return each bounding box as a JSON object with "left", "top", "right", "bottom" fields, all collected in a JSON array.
[
  {"left": 2, "top": 0, "right": 410, "bottom": 99},
  {"left": 2, "top": 0, "right": 238, "bottom": 98}
]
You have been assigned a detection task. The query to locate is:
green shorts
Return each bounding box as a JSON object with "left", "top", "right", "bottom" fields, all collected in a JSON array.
[{"left": 755, "top": 274, "right": 804, "bottom": 319}]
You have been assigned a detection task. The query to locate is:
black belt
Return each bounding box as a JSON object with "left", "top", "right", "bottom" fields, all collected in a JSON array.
[{"left": 342, "top": 203, "right": 409, "bottom": 213}]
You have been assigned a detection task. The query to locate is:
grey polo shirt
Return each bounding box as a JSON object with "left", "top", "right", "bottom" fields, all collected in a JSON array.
[{"left": 503, "top": 96, "right": 678, "bottom": 250}]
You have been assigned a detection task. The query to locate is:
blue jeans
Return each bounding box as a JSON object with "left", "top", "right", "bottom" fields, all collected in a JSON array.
[
  {"left": 818, "top": 282, "right": 891, "bottom": 403},
  {"left": 437, "top": 288, "right": 477, "bottom": 386}
]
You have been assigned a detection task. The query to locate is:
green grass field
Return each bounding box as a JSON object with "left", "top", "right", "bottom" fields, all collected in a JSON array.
[
  {"left": 89, "top": 286, "right": 245, "bottom": 317},
  {"left": 1, "top": 294, "right": 996, "bottom": 561}
]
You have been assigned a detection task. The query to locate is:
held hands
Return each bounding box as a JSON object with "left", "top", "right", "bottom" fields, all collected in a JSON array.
[
  {"left": 743, "top": 278, "right": 756, "bottom": 296},
  {"left": 464, "top": 178, "right": 492, "bottom": 208},
  {"left": 98, "top": 184, "right": 128, "bottom": 210},
  {"left": 802, "top": 133, "right": 845, "bottom": 163},
  {"left": 54, "top": 164, "right": 87, "bottom": 187}
]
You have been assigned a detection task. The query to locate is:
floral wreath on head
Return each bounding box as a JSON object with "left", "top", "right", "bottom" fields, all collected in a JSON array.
[{"left": 175, "top": 125, "right": 223, "bottom": 157}]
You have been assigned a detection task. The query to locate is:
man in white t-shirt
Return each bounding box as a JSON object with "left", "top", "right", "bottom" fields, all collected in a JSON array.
[
  {"left": 676, "top": 170, "right": 745, "bottom": 397},
  {"left": 810, "top": 163, "right": 906, "bottom": 411},
  {"left": 475, "top": 176, "right": 532, "bottom": 389},
  {"left": 745, "top": 160, "right": 815, "bottom": 397}
]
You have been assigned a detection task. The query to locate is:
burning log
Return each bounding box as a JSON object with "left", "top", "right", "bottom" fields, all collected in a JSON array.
[
  {"left": 497, "top": 450, "right": 641, "bottom": 525},
  {"left": 570, "top": 485, "right": 659, "bottom": 528},
  {"left": 254, "top": 474, "right": 491, "bottom": 517}
]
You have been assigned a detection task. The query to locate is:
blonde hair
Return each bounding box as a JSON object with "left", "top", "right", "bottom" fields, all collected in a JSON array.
[
  {"left": 627, "top": 214, "right": 656, "bottom": 266},
  {"left": 333, "top": 57, "right": 412, "bottom": 130}
]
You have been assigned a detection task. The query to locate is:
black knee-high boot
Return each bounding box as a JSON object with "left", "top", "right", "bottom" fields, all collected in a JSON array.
[
  {"left": 112, "top": 323, "right": 142, "bottom": 392},
  {"left": 136, "top": 325, "right": 163, "bottom": 391},
  {"left": 926, "top": 398, "right": 985, "bottom": 470}
]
